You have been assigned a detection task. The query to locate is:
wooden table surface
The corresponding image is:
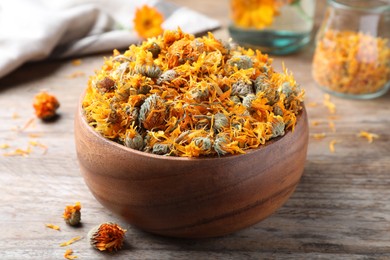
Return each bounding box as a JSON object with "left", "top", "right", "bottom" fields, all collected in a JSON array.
[{"left": 1, "top": 0, "right": 390, "bottom": 259}]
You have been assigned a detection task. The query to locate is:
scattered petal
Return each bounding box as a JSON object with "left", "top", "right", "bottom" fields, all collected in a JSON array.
[
  {"left": 60, "top": 236, "right": 82, "bottom": 247},
  {"left": 46, "top": 223, "right": 61, "bottom": 231},
  {"left": 358, "top": 131, "right": 379, "bottom": 143},
  {"left": 64, "top": 249, "right": 77, "bottom": 259},
  {"left": 312, "top": 133, "right": 326, "bottom": 140},
  {"left": 329, "top": 139, "right": 340, "bottom": 153}
]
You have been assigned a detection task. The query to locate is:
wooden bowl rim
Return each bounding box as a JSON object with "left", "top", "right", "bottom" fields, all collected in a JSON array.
[{"left": 77, "top": 92, "right": 307, "bottom": 162}]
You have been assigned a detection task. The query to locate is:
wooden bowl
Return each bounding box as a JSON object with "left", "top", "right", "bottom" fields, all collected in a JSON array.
[{"left": 74, "top": 97, "right": 309, "bottom": 238}]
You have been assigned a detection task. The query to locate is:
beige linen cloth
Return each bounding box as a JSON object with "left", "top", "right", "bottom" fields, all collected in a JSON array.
[{"left": 0, "top": 0, "right": 220, "bottom": 78}]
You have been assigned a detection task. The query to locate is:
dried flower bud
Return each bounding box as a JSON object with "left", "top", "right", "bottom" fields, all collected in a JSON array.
[
  {"left": 213, "top": 113, "right": 229, "bottom": 132},
  {"left": 193, "top": 137, "right": 212, "bottom": 151},
  {"left": 136, "top": 65, "right": 162, "bottom": 78},
  {"left": 88, "top": 222, "right": 126, "bottom": 252},
  {"left": 96, "top": 77, "right": 116, "bottom": 93},
  {"left": 213, "top": 134, "right": 229, "bottom": 156},
  {"left": 242, "top": 94, "right": 256, "bottom": 110},
  {"left": 157, "top": 69, "right": 177, "bottom": 85},
  {"left": 124, "top": 129, "right": 144, "bottom": 150},
  {"left": 63, "top": 202, "right": 81, "bottom": 226},
  {"left": 33, "top": 92, "right": 60, "bottom": 120},
  {"left": 190, "top": 87, "right": 209, "bottom": 102},
  {"left": 228, "top": 55, "right": 253, "bottom": 70},
  {"left": 280, "top": 82, "right": 293, "bottom": 97},
  {"left": 152, "top": 143, "right": 170, "bottom": 155},
  {"left": 231, "top": 80, "right": 254, "bottom": 97},
  {"left": 270, "top": 116, "right": 285, "bottom": 138},
  {"left": 273, "top": 105, "right": 284, "bottom": 116},
  {"left": 253, "top": 75, "right": 271, "bottom": 94},
  {"left": 147, "top": 42, "right": 161, "bottom": 58},
  {"left": 139, "top": 94, "right": 167, "bottom": 130}
]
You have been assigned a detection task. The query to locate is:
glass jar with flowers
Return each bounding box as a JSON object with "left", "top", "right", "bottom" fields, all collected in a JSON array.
[{"left": 228, "top": 0, "right": 316, "bottom": 55}]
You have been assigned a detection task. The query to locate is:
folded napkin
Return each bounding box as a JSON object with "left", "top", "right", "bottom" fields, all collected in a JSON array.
[{"left": 0, "top": 0, "right": 220, "bottom": 78}]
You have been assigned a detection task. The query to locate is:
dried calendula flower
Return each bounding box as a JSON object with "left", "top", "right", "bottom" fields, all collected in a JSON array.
[
  {"left": 88, "top": 222, "right": 127, "bottom": 252},
  {"left": 33, "top": 91, "right": 60, "bottom": 120},
  {"left": 82, "top": 29, "right": 305, "bottom": 157},
  {"left": 63, "top": 202, "right": 81, "bottom": 226},
  {"left": 313, "top": 30, "right": 390, "bottom": 95},
  {"left": 134, "top": 5, "right": 164, "bottom": 39}
]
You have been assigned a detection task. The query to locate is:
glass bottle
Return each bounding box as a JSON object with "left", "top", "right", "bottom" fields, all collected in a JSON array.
[
  {"left": 228, "top": 0, "right": 316, "bottom": 55},
  {"left": 312, "top": 0, "right": 390, "bottom": 99}
]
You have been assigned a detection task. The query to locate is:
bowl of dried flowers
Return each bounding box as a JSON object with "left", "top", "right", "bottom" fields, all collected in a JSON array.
[{"left": 74, "top": 29, "right": 308, "bottom": 238}]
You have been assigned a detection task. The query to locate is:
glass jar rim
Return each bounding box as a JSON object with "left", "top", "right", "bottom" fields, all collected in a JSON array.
[{"left": 328, "top": 0, "right": 390, "bottom": 13}]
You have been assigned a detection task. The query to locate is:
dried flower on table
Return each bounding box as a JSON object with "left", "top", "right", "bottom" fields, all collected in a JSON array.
[
  {"left": 134, "top": 5, "right": 164, "bottom": 39},
  {"left": 64, "top": 249, "right": 77, "bottom": 259},
  {"left": 313, "top": 30, "right": 390, "bottom": 95},
  {"left": 82, "top": 29, "right": 305, "bottom": 157},
  {"left": 63, "top": 202, "right": 81, "bottom": 226},
  {"left": 88, "top": 222, "right": 127, "bottom": 252},
  {"left": 33, "top": 92, "right": 60, "bottom": 120},
  {"left": 358, "top": 131, "right": 379, "bottom": 143},
  {"left": 45, "top": 223, "right": 61, "bottom": 231}
]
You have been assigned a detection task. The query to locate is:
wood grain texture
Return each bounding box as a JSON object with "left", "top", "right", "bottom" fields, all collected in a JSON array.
[
  {"left": 75, "top": 100, "right": 308, "bottom": 238},
  {"left": 1, "top": 0, "right": 390, "bottom": 258}
]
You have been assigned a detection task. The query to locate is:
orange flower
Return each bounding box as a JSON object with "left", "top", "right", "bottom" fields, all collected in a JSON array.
[
  {"left": 134, "top": 5, "right": 164, "bottom": 39},
  {"left": 231, "top": 0, "right": 288, "bottom": 29},
  {"left": 33, "top": 91, "right": 60, "bottom": 120},
  {"left": 63, "top": 202, "right": 81, "bottom": 226},
  {"left": 88, "top": 223, "right": 126, "bottom": 252}
]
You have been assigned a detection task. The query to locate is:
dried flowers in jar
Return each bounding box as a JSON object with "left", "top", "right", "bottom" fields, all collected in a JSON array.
[
  {"left": 82, "top": 29, "right": 305, "bottom": 157},
  {"left": 312, "top": 0, "right": 390, "bottom": 99},
  {"left": 229, "top": 0, "right": 316, "bottom": 54}
]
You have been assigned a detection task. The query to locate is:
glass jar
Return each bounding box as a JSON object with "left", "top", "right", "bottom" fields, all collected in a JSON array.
[
  {"left": 312, "top": 0, "right": 390, "bottom": 99},
  {"left": 228, "top": 0, "right": 316, "bottom": 55}
]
